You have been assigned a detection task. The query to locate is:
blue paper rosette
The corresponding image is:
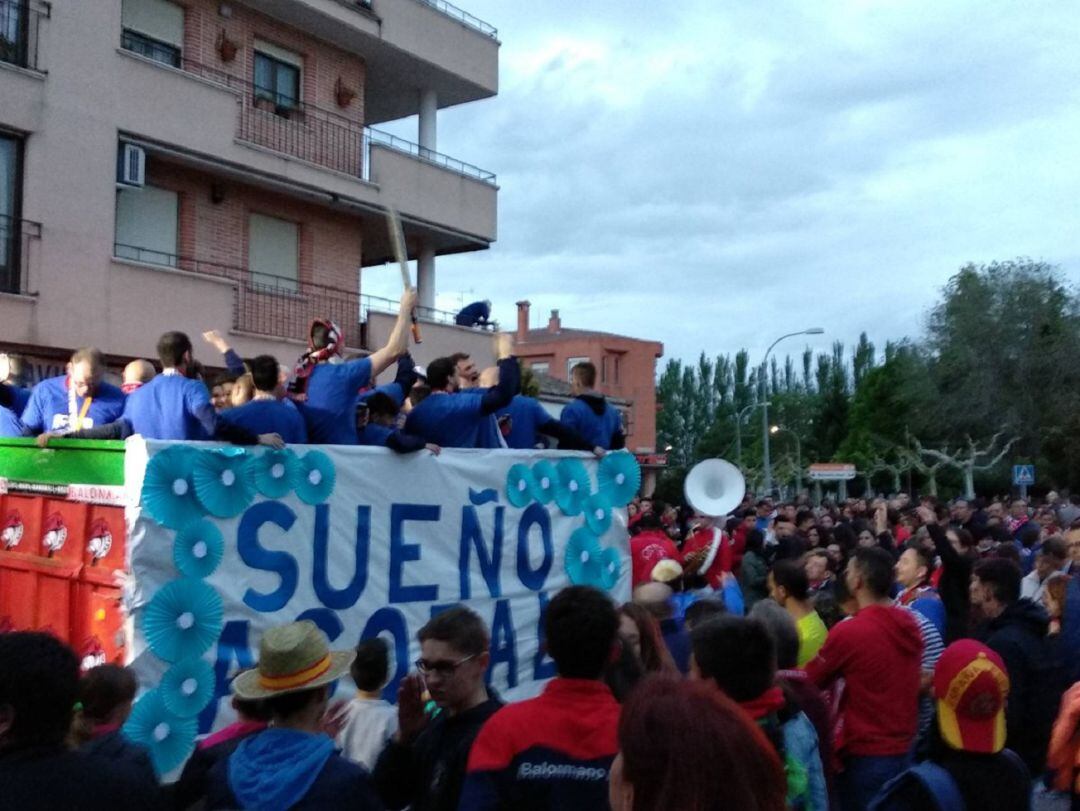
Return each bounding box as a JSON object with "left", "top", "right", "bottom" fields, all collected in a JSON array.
[
  {"left": 142, "top": 446, "right": 202, "bottom": 529},
  {"left": 554, "top": 458, "right": 592, "bottom": 516},
  {"left": 531, "top": 460, "right": 558, "bottom": 505},
  {"left": 172, "top": 519, "right": 224, "bottom": 580},
  {"left": 193, "top": 449, "right": 255, "bottom": 518},
  {"left": 161, "top": 658, "right": 216, "bottom": 718},
  {"left": 584, "top": 491, "right": 613, "bottom": 536},
  {"left": 506, "top": 464, "right": 538, "bottom": 508},
  {"left": 296, "top": 450, "right": 336, "bottom": 505},
  {"left": 140, "top": 578, "right": 223, "bottom": 663},
  {"left": 598, "top": 547, "right": 621, "bottom": 591},
  {"left": 253, "top": 448, "right": 299, "bottom": 499},
  {"left": 123, "top": 688, "right": 198, "bottom": 775},
  {"left": 565, "top": 526, "right": 604, "bottom": 586},
  {"left": 597, "top": 451, "right": 641, "bottom": 507}
]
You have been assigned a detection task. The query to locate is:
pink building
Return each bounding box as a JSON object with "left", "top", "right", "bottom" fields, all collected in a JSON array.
[{"left": 0, "top": 0, "right": 499, "bottom": 378}]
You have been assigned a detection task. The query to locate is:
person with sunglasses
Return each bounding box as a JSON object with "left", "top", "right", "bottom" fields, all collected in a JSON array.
[{"left": 373, "top": 605, "right": 502, "bottom": 811}]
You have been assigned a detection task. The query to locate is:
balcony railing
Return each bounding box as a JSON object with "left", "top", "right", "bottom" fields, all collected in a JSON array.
[
  {"left": 121, "top": 48, "right": 497, "bottom": 186},
  {"left": 411, "top": 0, "right": 497, "bottom": 39},
  {"left": 114, "top": 244, "right": 364, "bottom": 348},
  {"left": 1, "top": 215, "right": 41, "bottom": 295},
  {"left": 359, "top": 293, "right": 461, "bottom": 327},
  {"left": 0, "top": 0, "right": 49, "bottom": 72}
]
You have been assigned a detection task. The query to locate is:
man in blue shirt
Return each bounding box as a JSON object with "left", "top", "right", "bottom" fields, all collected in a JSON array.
[
  {"left": 50, "top": 332, "right": 281, "bottom": 448},
  {"left": 221, "top": 355, "right": 307, "bottom": 444},
  {"left": 292, "top": 288, "right": 417, "bottom": 444},
  {"left": 496, "top": 394, "right": 599, "bottom": 452},
  {"left": 559, "top": 361, "right": 625, "bottom": 450},
  {"left": 20, "top": 348, "right": 126, "bottom": 435},
  {"left": 357, "top": 392, "right": 437, "bottom": 454},
  {"left": 0, "top": 352, "right": 31, "bottom": 437},
  {"left": 404, "top": 333, "right": 519, "bottom": 448},
  {"left": 454, "top": 300, "right": 494, "bottom": 329}
]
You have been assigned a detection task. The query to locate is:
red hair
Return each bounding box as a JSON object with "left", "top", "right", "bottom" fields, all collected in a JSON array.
[
  {"left": 617, "top": 674, "right": 786, "bottom": 811},
  {"left": 619, "top": 603, "right": 677, "bottom": 674}
]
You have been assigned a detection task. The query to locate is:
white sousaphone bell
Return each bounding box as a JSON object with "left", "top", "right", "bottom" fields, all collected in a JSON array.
[{"left": 683, "top": 458, "right": 746, "bottom": 518}]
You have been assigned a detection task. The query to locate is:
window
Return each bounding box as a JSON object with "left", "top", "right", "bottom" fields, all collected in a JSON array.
[
  {"left": 249, "top": 213, "right": 299, "bottom": 292},
  {"left": 0, "top": 0, "right": 27, "bottom": 68},
  {"left": 530, "top": 362, "right": 549, "bottom": 377},
  {"left": 121, "top": 0, "right": 183, "bottom": 68},
  {"left": 0, "top": 133, "right": 23, "bottom": 293},
  {"left": 566, "top": 356, "right": 590, "bottom": 381},
  {"left": 115, "top": 185, "right": 178, "bottom": 267},
  {"left": 254, "top": 42, "right": 302, "bottom": 112},
  {"left": 614, "top": 355, "right": 621, "bottom": 384},
  {"left": 601, "top": 356, "right": 608, "bottom": 384}
]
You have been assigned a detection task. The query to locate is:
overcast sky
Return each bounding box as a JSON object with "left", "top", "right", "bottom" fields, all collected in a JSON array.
[{"left": 366, "top": 0, "right": 1080, "bottom": 369}]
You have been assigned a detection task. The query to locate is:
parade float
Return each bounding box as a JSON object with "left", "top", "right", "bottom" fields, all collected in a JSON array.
[{"left": 0, "top": 438, "right": 636, "bottom": 775}]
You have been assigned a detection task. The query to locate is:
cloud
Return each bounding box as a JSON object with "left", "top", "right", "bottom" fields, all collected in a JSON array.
[{"left": 372, "top": 0, "right": 1080, "bottom": 369}]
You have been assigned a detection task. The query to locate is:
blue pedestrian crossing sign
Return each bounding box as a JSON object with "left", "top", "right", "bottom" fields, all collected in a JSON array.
[{"left": 1012, "top": 465, "right": 1035, "bottom": 486}]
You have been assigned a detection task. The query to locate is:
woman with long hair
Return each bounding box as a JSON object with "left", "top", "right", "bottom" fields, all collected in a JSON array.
[
  {"left": 609, "top": 674, "right": 787, "bottom": 811},
  {"left": 618, "top": 603, "right": 677, "bottom": 674}
]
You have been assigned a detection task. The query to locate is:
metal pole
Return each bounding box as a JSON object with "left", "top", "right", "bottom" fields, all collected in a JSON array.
[{"left": 761, "top": 361, "right": 771, "bottom": 496}]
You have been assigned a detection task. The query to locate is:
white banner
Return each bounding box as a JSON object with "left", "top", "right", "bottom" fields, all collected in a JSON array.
[{"left": 121, "top": 439, "right": 635, "bottom": 775}]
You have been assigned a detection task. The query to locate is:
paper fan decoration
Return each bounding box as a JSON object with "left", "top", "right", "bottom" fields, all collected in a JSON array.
[
  {"left": 296, "top": 450, "right": 336, "bottom": 505},
  {"left": 598, "top": 451, "right": 641, "bottom": 507},
  {"left": 193, "top": 449, "right": 255, "bottom": 518},
  {"left": 161, "top": 658, "right": 216, "bottom": 718},
  {"left": 584, "top": 491, "right": 613, "bottom": 536},
  {"left": 124, "top": 688, "right": 198, "bottom": 775},
  {"left": 554, "top": 459, "right": 592, "bottom": 516},
  {"left": 598, "top": 547, "right": 621, "bottom": 591},
  {"left": 531, "top": 460, "right": 558, "bottom": 505},
  {"left": 173, "top": 520, "right": 224, "bottom": 580},
  {"left": 142, "top": 446, "right": 203, "bottom": 529},
  {"left": 254, "top": 448, "right": 299, "bottom": 499},
  {"left": 506, "top": 464, "right": 538, "bottom": 508},
  {"left": 565, "top": 527, "right": 604, "bottom": 587},
  {"left": 140, "top": 578, "right": 223, "bottom": 663}
]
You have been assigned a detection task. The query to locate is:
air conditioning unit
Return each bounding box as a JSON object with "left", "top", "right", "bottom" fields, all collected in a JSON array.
[{"left": 116, "top": 143, "right": 146, "bottom": 188}]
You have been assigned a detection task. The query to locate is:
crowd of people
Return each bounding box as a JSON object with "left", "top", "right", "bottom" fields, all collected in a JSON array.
[
  {"left": 2, "top": 491, "right": 1079, "bottom": 809},
  {"left": 0, "top": 289, "right": 625, "bottom": 454},
  {"left": 3, "top": 296, "right": 1080, "bottom": 808}
]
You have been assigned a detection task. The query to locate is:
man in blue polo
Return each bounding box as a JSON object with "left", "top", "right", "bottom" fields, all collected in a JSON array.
[
  {"left": 559, "top": 361, "right": 624, "bottom": 450},
  {"left": 404, "top": 333, "right": 519, "bottom": 448},
  {"left": 221, "top": 355, "right": 307, "bottom": 444},
  {"left": 20, "top": 347, "right": 126, "bottom": 435},
  {"left": 292, "top": 288, "right": 416, "bottom": 444}
]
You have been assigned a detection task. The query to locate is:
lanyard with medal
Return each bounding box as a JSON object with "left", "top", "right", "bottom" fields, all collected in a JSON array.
[{"left": 67, "top": 376, "right": 93, "bottom": 431}]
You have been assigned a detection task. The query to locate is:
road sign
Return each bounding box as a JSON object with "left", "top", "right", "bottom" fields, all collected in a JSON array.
[
  {"left": 1012, "top": 465, "right": 1035, "bottom": 486},
  {"left": 808, "top": 463, "right": 857, "bottom": 481}
]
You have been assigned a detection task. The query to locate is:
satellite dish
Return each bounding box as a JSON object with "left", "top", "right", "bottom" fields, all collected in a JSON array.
[{"left": 684, "top": 459, "right": 746, "bottom": 518}]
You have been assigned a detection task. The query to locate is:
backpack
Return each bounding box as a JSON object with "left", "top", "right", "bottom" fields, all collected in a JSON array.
[{"left": 867, "top": 762, "right": 964, "bottom": 811}]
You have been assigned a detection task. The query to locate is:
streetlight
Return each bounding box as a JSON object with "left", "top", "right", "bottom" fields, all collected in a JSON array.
[
  {"left": 761, "top": 328, "right": 824, "bottom": 496},
  {"left": 734, "top": 401, "right": 769, "bottom": 468},
  {"left": 770, "top": 425, "right": 802, "bottom": 496}
]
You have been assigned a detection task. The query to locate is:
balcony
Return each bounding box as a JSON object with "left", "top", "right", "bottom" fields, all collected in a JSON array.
[
  {"left": 1, "top": 215, "right": 41, "bottom": 296},
  {"left": 0, "top": 0, "right": 49, "bottom": 73},
  {"left": 232, "top": 0, "right": 498, "bottom": 123}
]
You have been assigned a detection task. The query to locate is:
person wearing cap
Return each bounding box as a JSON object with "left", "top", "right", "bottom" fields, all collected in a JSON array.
[
  {"left": 867, "top": 640, "right": 1031, "bottom": 810},
  {"left": 202, "top": 621, "right": 382, "bottom": 810}
]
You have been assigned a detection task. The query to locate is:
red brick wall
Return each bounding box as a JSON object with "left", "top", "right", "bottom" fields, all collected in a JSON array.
[
  {"left": 178, "top": 0, "right": 366, "bottom": 121},
  {"left": 176, "top": 0, "right": 368, "bottom": 176},
  {"left": 144, "top": 160, "right": 363, "bottom": 345},
  {"left": 517, "top": 334, "right": 663, "bottom": 452}
]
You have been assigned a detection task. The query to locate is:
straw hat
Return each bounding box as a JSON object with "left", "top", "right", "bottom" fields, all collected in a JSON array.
[{"left": 232, "top": 621, "right": 355, "bottom": 700}]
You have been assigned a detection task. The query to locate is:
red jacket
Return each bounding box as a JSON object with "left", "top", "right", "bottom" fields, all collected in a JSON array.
[
  {"left": 681, "top": 528, "right": 738, "bottom": 588},
  {"left": 805, "top": 604, "right": 923, "bottom": 757},
  {"left": 630, "top": 529, "right": 682, "bottom": 586}
]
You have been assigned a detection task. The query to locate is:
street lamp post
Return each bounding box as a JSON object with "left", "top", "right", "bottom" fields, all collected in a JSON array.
[
  {"left": 734, "top": 401, "right": 767, "bottom": 468},
  {"left": 761, "top": 328, "right": 824, "bottom": 497},
  {"left": 770, "top": 425, "right": 802, "bottom": 496}
]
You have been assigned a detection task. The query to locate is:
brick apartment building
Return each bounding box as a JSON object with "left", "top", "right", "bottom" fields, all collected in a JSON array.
[
  {"left": 0, "top": 0, "right": 500, "bottom": 383},
  {"left": 513, "top": 300, "right": 664, "bottom": 454}
]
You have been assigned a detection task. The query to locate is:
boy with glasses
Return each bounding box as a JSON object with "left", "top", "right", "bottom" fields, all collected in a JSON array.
[{"left": 373, "top": 606, "right": 502, "bottom": 811}]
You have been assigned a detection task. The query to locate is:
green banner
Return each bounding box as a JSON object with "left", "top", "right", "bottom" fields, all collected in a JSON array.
[{"left": 0, "top": 439, "right": 126, "bottom": 487}]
